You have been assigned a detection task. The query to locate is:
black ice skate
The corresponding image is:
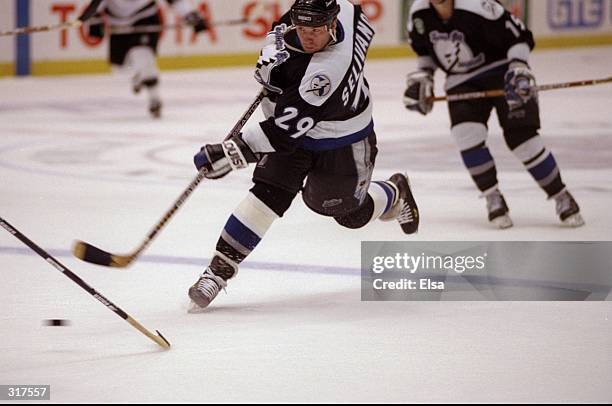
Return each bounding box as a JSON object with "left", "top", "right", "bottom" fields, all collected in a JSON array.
[
  {"left": 131, "top": 74, "right": 143, "bottom": 94},
  {"left": 383, "top": 173, "right": 419, "bottom": 234},
  {"left": 554, "top": 189, "right": 584, "bottom": 227},
  {"left": 188, "top": 267, "right": 227, "bottom": 312},
  {"left": 149, "top": 98, "right": 162, "bottom": 118},
  {"left": 485, "top": 189, "right": 513, "bottom": 229}
]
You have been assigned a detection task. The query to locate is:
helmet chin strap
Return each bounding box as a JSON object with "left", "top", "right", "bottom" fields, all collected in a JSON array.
[{"left": 328, "top": 24, "right": 338, "bottom": 45}]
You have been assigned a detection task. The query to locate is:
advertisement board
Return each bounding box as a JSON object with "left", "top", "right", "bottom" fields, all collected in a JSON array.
[
  {"left": 1, "top": 0, "right": 611, "bottom": 76},
  {"left": 530, "top": 0, "right": 612, "bottom": 36},
  {"left": 27, "top": 0, "right": 395, "bottom": 60}
]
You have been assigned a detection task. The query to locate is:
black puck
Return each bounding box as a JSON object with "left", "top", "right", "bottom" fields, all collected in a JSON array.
[{"left": 43, "top": 319, "right": 70, "bottom": 326}]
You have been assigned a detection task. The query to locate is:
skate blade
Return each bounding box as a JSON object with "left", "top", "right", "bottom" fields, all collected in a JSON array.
[
  {"left": 187, "top": 300, "right": 208, "bottom": 314},
  {"left": 492, "top": 215, "right": 513, "bottom": 229},
  {"left": 379, "top": 211, "right": 398, "bottom": 222},
  {"left": 561, "top": 213, "right": 585, "bottom": 228}
]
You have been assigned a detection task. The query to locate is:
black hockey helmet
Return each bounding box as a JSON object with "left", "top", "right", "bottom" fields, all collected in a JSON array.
[{"left": 290, "top": 0, "right": 341, "bottom": 27}]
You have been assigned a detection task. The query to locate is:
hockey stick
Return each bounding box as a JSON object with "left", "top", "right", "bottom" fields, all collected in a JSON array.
[
  {"left": 109, "top": 17, "right": 250, "bottom": 35},
  {"left": 73, "top": 89, "right": 267, "bottom": 268},
  {"left": 0, "top": 217, "right": 170, "bottom": 349},
  {"left": 0, "top": 16, "right": 246, "bottom": 37},
  {"left": 0, "top": 0, "right": 101, "bottom": 37},
  {"left": 432, "top": 76, "right": 612, "bottom": 103},
  {"left": 0, "top": 20, "right": 82, "bottom": 37}
]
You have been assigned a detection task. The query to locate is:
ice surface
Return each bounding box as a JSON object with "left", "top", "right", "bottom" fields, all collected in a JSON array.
[{"left": 1, "top": 46, "right": 611, "bottom": 403}]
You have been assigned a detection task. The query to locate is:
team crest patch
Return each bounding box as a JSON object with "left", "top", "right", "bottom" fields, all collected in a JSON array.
[
  {"left": 414, "top": 18, "right": 425, "bottom": 35},
  {"left": 481, "top": 0, "right": 503, "bottom": 18},
  {"left": 307, "top": 74, "right": 332, "bottom": 97}
]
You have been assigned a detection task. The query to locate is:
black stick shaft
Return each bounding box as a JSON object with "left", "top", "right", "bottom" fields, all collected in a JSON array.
[
  {"left": 0, "top": 217, "right": 170, "bottom": 348},
  {"left": 134, "top": 89, "right": 267, "bottom": 257},
  {"left": 73, "top": 89, "right": 266, "bottom": 268},
  {"left": 78, "top": 0, "right": 104, "bottom": 22}
]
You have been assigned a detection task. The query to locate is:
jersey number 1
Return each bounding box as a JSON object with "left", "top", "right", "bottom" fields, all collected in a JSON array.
[{"left": 506, "top": 15, "right": 526, "bottom": 38}]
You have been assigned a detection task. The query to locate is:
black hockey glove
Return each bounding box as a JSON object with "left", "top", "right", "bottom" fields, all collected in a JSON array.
[
  {"left": 404, "top": 70, "right": 434, "bottom": 115},
  {"left": 194, "top": 136, "right": 258, "bottom": 180},
  {"left": 504, "top": 61, "right": 537, "bottom": 110},
  {"left": 184, "top": 11, "right": 208, "bottom": 34},
  {"left": 87, "top": 14, "right": 105, "bottom": 38},
  {"left": 254, "top": 24, "right": 290, "bottom": 94}
]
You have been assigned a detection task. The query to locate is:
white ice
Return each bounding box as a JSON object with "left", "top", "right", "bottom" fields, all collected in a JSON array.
[{"left": 1, "top": 46, "right": 611, "bottom": 403}]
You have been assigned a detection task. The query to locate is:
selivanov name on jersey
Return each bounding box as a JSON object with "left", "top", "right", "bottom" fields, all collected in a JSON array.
[{"left": 341, "top": 12, "right": 374, "bottom": 109}]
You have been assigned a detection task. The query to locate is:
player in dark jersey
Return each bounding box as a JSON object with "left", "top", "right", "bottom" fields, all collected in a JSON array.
[
  {"left": 78, "top": 0, "right": 208, "bottom": 118},
  {"left": 404, "top": 0, "right": 584, "bottom": 228},
  {"left": 187, "top": 0, "right": 420, "bottom": 311}
]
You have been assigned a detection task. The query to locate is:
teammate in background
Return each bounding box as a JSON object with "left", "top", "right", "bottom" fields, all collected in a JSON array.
[
  {"left": 403, "top": 0, "right": 584, "bottom": 228},
  {"left": 187, "top": 0, "right": 420, "bottom": 310},
  {"left": 78, "top": 0, "right": 208, "bottom": 118}
]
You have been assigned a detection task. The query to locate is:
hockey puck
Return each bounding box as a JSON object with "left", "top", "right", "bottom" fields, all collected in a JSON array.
[{"left": 43, "top": 319, "right": 70, "bottom": 327}]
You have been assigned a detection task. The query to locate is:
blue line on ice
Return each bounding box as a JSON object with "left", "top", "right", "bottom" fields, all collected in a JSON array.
[
  {"left": 1, "top": 245, "right": 609, "bottom": 297},
  {"left": 0, "top": 245, "right": 358, "bottom": 275}
]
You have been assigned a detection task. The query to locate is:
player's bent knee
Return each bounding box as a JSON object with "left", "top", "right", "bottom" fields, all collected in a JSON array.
[
  {"left": 334, "top": 196, "right": 374, "bottom": 229},
  {"left": 250, "top": 182, "right": 297, "bottom": 217},
  {"left": 504, "top": 128, "right": 539, "bottom": 151}
]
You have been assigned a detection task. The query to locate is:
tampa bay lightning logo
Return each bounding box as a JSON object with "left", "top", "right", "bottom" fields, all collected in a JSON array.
[
  {"left": 429, "top": 30, "right": 485, "bottom": 73},
  {"left": 307, "top": 74, "right": 332, "bottom": 97}
]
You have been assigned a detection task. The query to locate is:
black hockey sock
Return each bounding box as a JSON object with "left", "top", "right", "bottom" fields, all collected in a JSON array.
[
  {"left": 209, "top": 192, "right": 279, "bottom": 280},
  {"left": 460, "top": 142, "right": 499, "bottom": 192}
]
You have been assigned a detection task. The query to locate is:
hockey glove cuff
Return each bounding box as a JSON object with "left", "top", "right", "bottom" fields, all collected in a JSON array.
[{"left": 194, "top": 136, "right": 258, "bottom": 180}]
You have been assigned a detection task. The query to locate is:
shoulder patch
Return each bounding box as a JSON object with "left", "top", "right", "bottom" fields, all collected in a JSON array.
[
  {"left": 298, "top": 2, "right": 354, "bottom": 106},
  {"left": 306, "top": 74, "right": 333, "bottom": 97},
  {"left": 455, "top": 0, "right": 505, "bottom": 20}
]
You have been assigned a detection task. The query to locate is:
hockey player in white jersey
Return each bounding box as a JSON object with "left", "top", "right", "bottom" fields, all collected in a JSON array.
[
  {"left": 187, "top": 0, "right": 420, "bottom": 310},
  {"left": 78, "top": 0, "right": 208, "bottom": 118},
  {"left": 403, "top": 0, "right": 584, "bottom": 228}
]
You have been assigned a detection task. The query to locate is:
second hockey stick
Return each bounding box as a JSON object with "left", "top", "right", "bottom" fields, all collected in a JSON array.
[
  {"left": 72, "top": 89, "right": 267, "bottom": 268},
  {"left": 0, "top": 217, "right": 170, "bottom": 349},
  {"left": 0, "top": 20, "right": 82, "bottom": 37},
  {"left": 0, "top": 0, "right": 101, "bottom": 37},
  {"left": 432, "top": 75, "right": 612, "bottom": 103},
  {"left": 109, "top": 17, "right": 250, "bottom": 35}
]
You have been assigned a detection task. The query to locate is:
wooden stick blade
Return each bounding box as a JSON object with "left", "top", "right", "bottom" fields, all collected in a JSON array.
[
  {"left": 156, "top": 330, "right": 172, "bottom": 348},
  {"left": 126, "top": 316, "right": 172, "bottom": 349},
  {"left": 73, "top": 240, "right": 133, "bottom": 268}
]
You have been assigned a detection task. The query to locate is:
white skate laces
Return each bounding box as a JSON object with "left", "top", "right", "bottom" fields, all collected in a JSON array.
[
  {"left": 188, "top": 267, "right": 227, "bottom": 311},
  {"left": 387, "top": 173, "right": 419, "bottom": 234},
  {"left": 397, "top": 200, "right": 415, "bottom": 225},
  {"left": 196, "top": 270, "right": 227, "bottom": 298}
]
